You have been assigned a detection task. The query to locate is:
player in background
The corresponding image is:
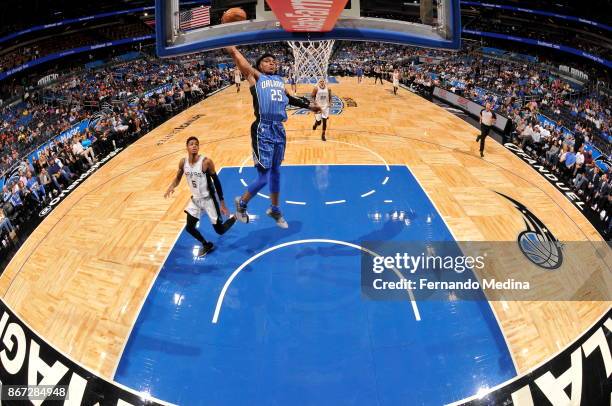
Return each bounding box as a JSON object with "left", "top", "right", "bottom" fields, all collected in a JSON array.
[
  {"left": 392, "top": 68, "right": 400, "bottom": 95},
  {"left": 225, "top": 46, "right": 320, "bottom": 228},
  {"left": 234, "top": 67, "right": 242, "bottom": 92},
  {"left": 356, "top": 65, "right": 364, "bottom": 84},
  {"left": 312, "top": 78, "right": 332, "bottom": 141},
  {"left": 164, "top": 136, "right": 236, "bottom": 257},
  {"left": 289, "top": 70, "right": 298, "bottom": 94}
]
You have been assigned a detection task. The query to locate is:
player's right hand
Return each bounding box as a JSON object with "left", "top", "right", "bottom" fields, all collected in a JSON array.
[
  {"left": 164, "top": 188, "right": 174, "bottom": 198},
  {"left": 310, "top": 103, "right": 322, "bottom": 113},
  {"left": 220, "top": 202, "right": 230, "bottom": 216}
]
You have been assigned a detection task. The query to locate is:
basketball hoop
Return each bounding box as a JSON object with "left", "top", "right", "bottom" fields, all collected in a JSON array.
[{"left": 287, "top": 40, "right": 335, "bottom": 84}]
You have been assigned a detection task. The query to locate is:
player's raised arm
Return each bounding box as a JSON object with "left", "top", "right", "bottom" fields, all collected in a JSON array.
[
  {"left": 224, "top": 46, "right": 259, "bottom": 84},
  {"left": 164, "top": 158, "right": 185, "bottom": 198},
  {"left": 203, "top": 157, "right": 229, "bottom": 216}
]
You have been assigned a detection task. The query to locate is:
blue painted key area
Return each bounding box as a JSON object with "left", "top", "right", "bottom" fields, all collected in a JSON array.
[{"left": 115, "top": 165, "right": 515, "bottom": 405}]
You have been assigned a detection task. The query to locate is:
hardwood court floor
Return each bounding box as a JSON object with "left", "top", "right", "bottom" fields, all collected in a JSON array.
[{"left": 1, "top": 77, "right": 609, "bottom": 380}]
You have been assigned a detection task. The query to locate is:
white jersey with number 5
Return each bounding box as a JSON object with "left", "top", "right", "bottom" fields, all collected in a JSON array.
[
  {"left": 184, "top": 155, "right": 210, "bottom": 199},
  {"left": 315, "top": 86, "right": 330, "bottom": 108}
]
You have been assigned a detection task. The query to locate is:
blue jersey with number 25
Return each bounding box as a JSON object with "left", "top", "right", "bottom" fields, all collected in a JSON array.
[{"left": 254, "top": 73, "right": 288, "bottom": 122}]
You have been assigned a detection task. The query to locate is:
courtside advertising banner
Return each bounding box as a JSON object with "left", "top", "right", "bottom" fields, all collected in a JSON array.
[
  {"left": 265, "top": 0, "right": 349, "bottom": 32},
  {"left": 433, "top": 86, "right": 509, "bottom": 131},
  {"left": 448, "top": 309, "right": 611, "bottom": 406},
  {"left": 0, "top": 298, "right": 172, "bottom": 405}
]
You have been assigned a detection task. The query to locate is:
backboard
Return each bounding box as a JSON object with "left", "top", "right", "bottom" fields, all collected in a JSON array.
[{"left": 156, "top": 0, "right": 461, "bottom": 57}]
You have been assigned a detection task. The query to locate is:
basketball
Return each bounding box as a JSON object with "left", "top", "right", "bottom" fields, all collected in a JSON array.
[{"left": 221, "top": 8, "right": 247, "bottom": 24}]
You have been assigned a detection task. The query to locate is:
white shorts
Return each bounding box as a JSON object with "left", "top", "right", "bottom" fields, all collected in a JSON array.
[
  {"left": 393, "top": 79, "right": 399, "bottom": 87},
  {"left": 316, "top": 106, "right": 330, "bottom": 121},
  {"left": 235, "top": 78, "right": 241, "bottom": 84},
  {"left": 185, "top": 196, "right": 220, "bottom": 223}
]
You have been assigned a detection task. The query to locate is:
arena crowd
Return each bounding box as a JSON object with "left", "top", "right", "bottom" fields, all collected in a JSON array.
[{"left": 0, "top": 40, "right": 610, "bottom": 261}]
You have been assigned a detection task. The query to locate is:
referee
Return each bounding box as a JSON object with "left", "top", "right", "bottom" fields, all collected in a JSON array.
[
  {"left": 373, "top": 64, "right": 383, "bottom": 85},
  {"left": 476, "top": 103, "right": 497, "bottom": 157}
]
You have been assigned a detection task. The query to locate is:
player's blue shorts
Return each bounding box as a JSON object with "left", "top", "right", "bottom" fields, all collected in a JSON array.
[{"left": 251, "top": 120, "right": 286, "bottom": 170}]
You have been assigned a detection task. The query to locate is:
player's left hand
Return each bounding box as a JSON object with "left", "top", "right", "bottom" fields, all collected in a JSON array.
[{"left": 220, "top": 202, "right": 230, "bottom": 216}]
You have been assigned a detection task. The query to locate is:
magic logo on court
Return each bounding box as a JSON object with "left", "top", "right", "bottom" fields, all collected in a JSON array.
[{"left": 496, "top": 192, "right": 563, "bottom": 270}]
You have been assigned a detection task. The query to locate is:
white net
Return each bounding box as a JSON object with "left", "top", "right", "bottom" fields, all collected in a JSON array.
[{"left": 287, "top": 40, "right": 335, "bottom": 84}]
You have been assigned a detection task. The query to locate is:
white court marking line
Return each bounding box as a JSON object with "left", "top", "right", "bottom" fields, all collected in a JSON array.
[
  {"left": 325, "top": 200, "right": 346, "bottom": 205},
  {"left": 318, "top": 139, "right": 391, "bottom": 172},
  {"left": 286, "top": 200, "right": 307, "bottom": 205},
  {"left": 258, "top": 193, "right": 269, "bottom": 199},
  {"left": 110, "top": 165, "right": 233, "bottom": 400},
  {"left": 406, "top": 164, "right": 520, "bottom": 373},
  {"left": 361, "top": 190, "right": 376, "bottom": 198},
  {"left": 445, "top": 307, "right": 611, "bottom": 406},
  {"left": 211, "top": 239, "right": 421, "bottom": 324},
  {"left": 238, "top": 163, "right": 390, "bottom": 167},
  {"left": 236, "top": 139, "right": 392, "bottom": 205},
  {"left": 384, "top": 200, "right": 393, "bottom": 203},
  {"left": 238, "top": 154, "right": 251, "bottom": 174}
]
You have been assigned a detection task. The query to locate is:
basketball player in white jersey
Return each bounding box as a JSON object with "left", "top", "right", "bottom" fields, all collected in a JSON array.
[
  {"left": 164, "top": 136, "right": 236, "bottom": 257},
  {"left": 392, "top": 68, "right": 400, "bottom": 95},
  {"left": 312, "top": 78, "right": 332, "bottom": 141},
  {"left": 234, "top": 67, "right": 242, "bottom": 92}
]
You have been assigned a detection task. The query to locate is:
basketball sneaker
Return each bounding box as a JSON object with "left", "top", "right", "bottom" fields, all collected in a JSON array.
[
  {"left": 198, "top": 242, "right": 215, "bottom": 257},
  {"left": 234, "top": 196, "right": 249, "bottom": 223},
  {"left": 266, "top": 208, "right": 288, "bottom": 229}
]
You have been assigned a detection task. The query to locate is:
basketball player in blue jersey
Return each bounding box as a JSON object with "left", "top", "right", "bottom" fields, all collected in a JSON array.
[
  {"left": 164, "top": 136, "right": 236, "bottom": 257},
  {"left": 225, "top": 46, "right": 320, "bottom": 228}
]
